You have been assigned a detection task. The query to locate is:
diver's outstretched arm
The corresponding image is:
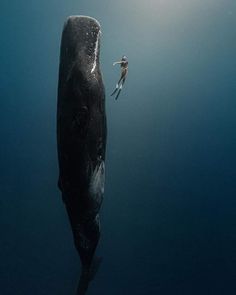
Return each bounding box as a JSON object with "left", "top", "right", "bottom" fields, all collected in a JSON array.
[{"left": 113, "top": 61, "right": 122, "bottom": 66}]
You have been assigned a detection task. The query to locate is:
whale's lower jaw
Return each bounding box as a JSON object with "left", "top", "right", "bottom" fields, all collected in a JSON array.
[{"left": 57, "top": 16, "right": 106, "bottom": 294}]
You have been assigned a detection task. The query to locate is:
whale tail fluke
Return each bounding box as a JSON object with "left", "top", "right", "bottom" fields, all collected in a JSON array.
[{"left": 76, "top": 256, "right": 103, "bottom": 295}]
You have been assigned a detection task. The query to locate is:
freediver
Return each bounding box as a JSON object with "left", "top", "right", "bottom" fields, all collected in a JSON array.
[{"left": 111, "top": 55, "right": 128, "bottom": 100}]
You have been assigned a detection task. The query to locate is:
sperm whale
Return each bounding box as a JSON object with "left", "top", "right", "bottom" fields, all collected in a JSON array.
[{"left": 57, "top": 16, "right": 106, "bottom": 295}]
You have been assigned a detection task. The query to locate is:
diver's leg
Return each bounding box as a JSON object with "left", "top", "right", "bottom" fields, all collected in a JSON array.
[
  {"left": 122, "top": 77, "right": 126, "bottom": 87},
  {"left": 115, "top": 77, "right": 126, "bottom": 100},
  {"left": 110, "top": 75, "right": 124, "bottom": 96}
]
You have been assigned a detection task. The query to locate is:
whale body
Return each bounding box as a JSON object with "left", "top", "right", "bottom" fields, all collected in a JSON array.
[{"left": 57, "top": 16, "right": 106, "bottom": 294}]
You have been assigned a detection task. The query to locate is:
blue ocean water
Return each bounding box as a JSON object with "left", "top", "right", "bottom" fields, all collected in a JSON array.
[{"left": 0, "top": 1, "right": 235, "bottom": 294}]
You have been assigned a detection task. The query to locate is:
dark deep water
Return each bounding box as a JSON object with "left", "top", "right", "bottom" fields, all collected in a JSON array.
[{"left": 0, "top": 1, "right": 236, "bottom": 294}]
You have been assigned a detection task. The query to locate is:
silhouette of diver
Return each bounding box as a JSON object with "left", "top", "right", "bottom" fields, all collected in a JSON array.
[{"left": 111, "top": 55, "right": 128, "bottom": 100}]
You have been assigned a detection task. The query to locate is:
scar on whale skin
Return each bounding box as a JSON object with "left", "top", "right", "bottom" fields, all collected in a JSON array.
[{"left": 91, "top": 30, "right": 101, "bottom": 74}]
